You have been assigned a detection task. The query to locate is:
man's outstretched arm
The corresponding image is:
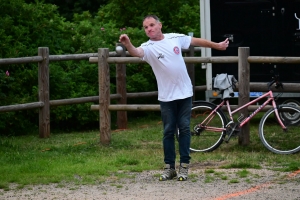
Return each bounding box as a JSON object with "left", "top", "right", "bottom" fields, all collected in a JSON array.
[{"left": 190, "top": 37, "right": 229, "bottom": 50}]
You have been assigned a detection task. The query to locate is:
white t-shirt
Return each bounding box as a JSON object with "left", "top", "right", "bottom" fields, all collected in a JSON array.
[{"left": 140, "top": 33, "right": 193, "bottom": 102}]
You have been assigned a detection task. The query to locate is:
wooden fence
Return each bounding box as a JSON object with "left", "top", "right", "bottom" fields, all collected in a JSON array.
[
  {"left": 1, "top": 47, "right": 300, "bottom": 145},
  {"left": 89, "top": 47, "right": 300, "bottom": 145},
  {"left": 0, "top": 46, "right": 201, "bottom": 138}
]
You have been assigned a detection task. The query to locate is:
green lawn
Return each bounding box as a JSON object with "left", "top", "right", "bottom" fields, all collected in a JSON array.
[{"left": 1, "top": 115, "right": 299, "bottom": 189}]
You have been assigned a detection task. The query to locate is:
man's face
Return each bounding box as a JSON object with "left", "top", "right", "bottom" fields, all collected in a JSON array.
[{"left": 143, "top": 17, "right": 162, "bottom": 40}]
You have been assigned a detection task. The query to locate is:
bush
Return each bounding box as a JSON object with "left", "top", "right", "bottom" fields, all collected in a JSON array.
[{"left": 0, "top": 0, "right": 201, "bottom": 135}]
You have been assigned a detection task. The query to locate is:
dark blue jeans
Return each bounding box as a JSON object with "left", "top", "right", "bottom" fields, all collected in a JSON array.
[{"left": 159, "top": 97, "right": 192, "bottom": 166}]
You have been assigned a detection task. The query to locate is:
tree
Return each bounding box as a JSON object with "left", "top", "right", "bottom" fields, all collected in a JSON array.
[
  {"left": 97, "top": 0, "right": 200, "bottom": 36},
  {"left": 24, "top": 0, "right": 109, "bottom": 21},
  {"left": 0, "top": 0, "right": 202, "bottom": 135}
]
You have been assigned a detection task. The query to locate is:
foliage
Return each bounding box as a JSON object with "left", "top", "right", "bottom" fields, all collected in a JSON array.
[
  {"left": 97, "top": 0, "right": 200, "bottom": 36},
  {"left": 0, "top": 0, "right": 202, "bottom": 135},
  {"left": 0, "top": 0, "right": 72, "bottom": 135},
  {"left": 0, "top": 0, "right": 73, "bottom": 58},
  {"left": 25, "top": 0, "right": 109, "bottom": 21}
]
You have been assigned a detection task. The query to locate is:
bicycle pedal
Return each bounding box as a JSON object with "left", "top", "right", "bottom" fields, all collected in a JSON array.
[
  {"left": 191, "top": 131, "right": 200, "bottom": 136},
  {"left": 233, "top": 128, "right": 241, "bottom": 134},
  {"left": 226, "top": 122, "right": 241, "bottom": 139},
  {"left": 223, "top": 137, "right": 230, "bottom": 143},
  {"left": 231, "top": 132, "right": 240, "bottom": 137},
  {"left": 237, "top": 114, "right": 244, "bottom": 123}
]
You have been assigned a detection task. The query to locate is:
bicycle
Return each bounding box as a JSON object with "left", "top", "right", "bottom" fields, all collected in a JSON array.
[{"left": 188, "top": 71, "right": 300, "bottom": 154}]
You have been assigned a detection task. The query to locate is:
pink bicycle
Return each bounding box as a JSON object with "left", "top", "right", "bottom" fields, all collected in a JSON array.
[{"left": 189, "top": 72, "right": 300, "bottom": 154}]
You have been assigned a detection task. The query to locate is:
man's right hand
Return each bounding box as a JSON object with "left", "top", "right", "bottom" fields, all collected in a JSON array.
[
  {"left": 118, "top": 34, "right": 144, "bottom": 58},
  {"left": 119, "top": 34, "right": 131, "bottom": 46}
]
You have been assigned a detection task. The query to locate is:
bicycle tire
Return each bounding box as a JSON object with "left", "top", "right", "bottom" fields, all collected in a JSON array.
[
  {"left": 279, "top": 100, "right": 300, "bottom": 126},
  {"left": 259, "top": 105, "right": 300, "bottom": 154},
  {"left": 189, "top": 101, "right": 228, "bottom": 152}
]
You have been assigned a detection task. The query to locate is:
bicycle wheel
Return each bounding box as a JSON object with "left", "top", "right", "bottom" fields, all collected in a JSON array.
[
  {"left": 259, "top": 105, "right": 300, "bottom": 154},
  {"left": 189, "top": 102, "right": 228, "bottom": 152},
  {"left": 279, "top": 101, "right": 300, "bottom": 126}
]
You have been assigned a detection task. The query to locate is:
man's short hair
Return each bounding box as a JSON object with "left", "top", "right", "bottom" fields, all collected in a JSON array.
[{"left": 143, "top": 15, "right": 160, "bottom": 22}]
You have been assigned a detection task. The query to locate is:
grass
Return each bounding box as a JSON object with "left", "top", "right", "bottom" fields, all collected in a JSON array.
[{"left": 0, "top": 114, "right": 300, "bottom": 189}]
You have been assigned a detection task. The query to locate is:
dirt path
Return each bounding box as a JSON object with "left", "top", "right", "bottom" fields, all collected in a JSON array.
[{"left": 1, "top": 166, "right": 300, "bottom": 200}]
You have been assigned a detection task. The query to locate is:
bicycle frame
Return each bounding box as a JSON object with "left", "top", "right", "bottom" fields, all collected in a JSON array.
[{"left": 201, "top": 90, "right": 287, "bottom": 132}]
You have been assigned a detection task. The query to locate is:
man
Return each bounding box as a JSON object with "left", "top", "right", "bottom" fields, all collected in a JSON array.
[{"left": 119, "top": 14, "right": 229, "bottom": 181}]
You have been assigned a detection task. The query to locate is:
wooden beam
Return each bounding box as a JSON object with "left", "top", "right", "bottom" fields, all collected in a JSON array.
[
  {"left": 238, "top": 47, "right": 250, "bottom": 145},
  {"left": 0, "top": 56, "right": 43, "bottom": 65},
  {"left": 248, "top": 56, "right": 300, "bottom": 64},
  {"left": 0, "top": 102, "right": 44, "bottom": 112},
  {"left": 90, "top": 104, "right": 272, "bottom": 112},
  {"left": 98, "top": 48, "right": 111, "bottom": 145},
  {"left": 38, "top": 47, "right": 50, "bottom": 138},
  {"left": 91, "top": 104, "right": 161, "bottom": 111},
  {"left": 116, "top": 43, "right": 128, "bottom": 129},
  {"left": 89, "top": 56, "right": 239, "bottom": 64},
  {"left": 109, "top": 105, "right": 160, "bottom": 111},
  {"left": 49, "top": 94, "right": 121, "bottom": 106}
]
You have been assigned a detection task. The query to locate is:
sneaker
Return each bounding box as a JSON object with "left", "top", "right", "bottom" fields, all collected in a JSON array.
[
  {"left": 159, "top": 164, "right": 177, "bottom": 181},
  {"left": 177, "top": 163, "right": 189, "bottom": 181}
]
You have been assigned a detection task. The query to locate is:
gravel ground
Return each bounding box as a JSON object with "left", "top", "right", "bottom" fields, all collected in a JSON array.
[{"left": 1, "top": 163, "right": 300, "bottom": 200}]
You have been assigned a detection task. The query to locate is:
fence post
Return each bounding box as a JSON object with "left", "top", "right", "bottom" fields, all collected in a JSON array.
[
  {"left": 186, "top": 46, "right": 195, "bottom": 101},
  {"left": 238, "top": 47, "right": 250, "bottom": 145},
  {"left": 38, "top": 47, "right": 50, "bottom": 138},
  {"left": 116, "top": 43, "right": 127, "bottom": 129},
  {"left": 98, "top": 48, "right": 111, "bottom": 145}
]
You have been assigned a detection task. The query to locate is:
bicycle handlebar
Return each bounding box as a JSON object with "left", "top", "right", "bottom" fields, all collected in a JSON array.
[{"left": 267, "top": 70, "right": 283, "bottom": 91}]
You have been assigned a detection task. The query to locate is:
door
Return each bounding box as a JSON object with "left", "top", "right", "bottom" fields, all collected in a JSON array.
[{"left": 210, "top": 0, "right": 300, "bottom": 82}]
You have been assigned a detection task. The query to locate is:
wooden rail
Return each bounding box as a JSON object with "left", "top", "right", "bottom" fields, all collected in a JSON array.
[
  {"left": 0, "top": 56, "right": 43, "bottom": 65},
  {"left": 89, "top": 56, "right": 239, "bottom": 64},
  {"left": 90, "top": 104, "right": 273, "bottom": 112},
  {"left": 248, "top": 56, "right": 300, "bottom": 64},
  {"left": 0, "top": 102, "right": 44, "bottom": 112}
]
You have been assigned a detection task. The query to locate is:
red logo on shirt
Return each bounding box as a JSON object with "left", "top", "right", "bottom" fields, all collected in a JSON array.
[{"left": 173, "top": 46, "right": 180, "bottom": 55}]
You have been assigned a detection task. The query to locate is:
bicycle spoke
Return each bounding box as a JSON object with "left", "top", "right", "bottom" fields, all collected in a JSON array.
[
  {"left": 189, "top": 103, "right": 227, "bottom": 152},
  {"left": 259, "top": 106, "right": 300, "bottom": 154}
]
